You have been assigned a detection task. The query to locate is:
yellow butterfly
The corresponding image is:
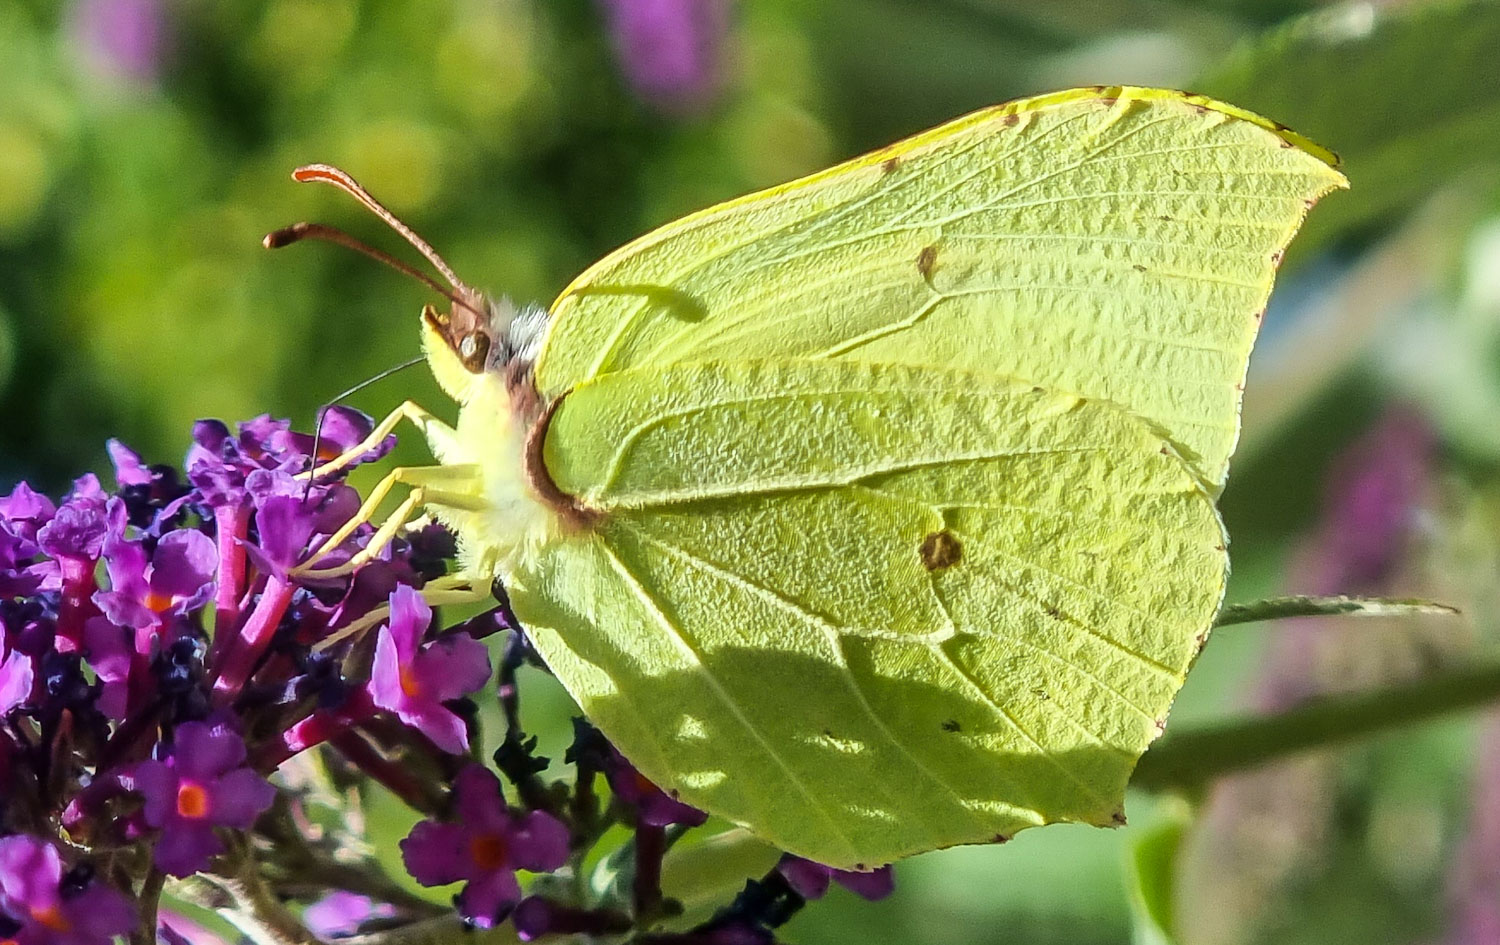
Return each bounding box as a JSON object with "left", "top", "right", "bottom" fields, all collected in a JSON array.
[{"left": 270, "top": 86, "right": 1343, "bottom": 867}]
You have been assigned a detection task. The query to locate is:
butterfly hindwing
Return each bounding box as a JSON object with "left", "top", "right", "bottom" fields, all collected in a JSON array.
[
  {"left": 536, "top": 87, "right": 1346, "bottom": 492},
  {"left": 503, "top": 359, "right": 1225, "bottom": 866}
]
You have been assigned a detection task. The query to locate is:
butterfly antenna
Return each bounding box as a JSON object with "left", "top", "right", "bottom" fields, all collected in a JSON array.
[
  {"left": 263, "top": 222, "right": 467, "bottom": 308},
  {"left": 287, "top": 164, "right": 470, "bottom": 293},
  {"left": 303, "top": 355, "right": 425, "bottom": 502}
]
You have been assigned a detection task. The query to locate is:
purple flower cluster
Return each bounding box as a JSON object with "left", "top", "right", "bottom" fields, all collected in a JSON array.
[{"left": 1, "top": 409, "right": 894, "bottom": 944}]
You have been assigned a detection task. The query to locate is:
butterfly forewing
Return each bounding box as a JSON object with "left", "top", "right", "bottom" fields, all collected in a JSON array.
[{"left": 537, "top": 87, "right": 1345, "bottom": 492}]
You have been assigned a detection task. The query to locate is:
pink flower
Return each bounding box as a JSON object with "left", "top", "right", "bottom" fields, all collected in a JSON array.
[{"left": 368, "top": 585, "right": 491, "bottom": 754}]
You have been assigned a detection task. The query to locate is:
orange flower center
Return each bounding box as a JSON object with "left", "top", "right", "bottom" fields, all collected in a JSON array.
[
  {"left": 31, "top": 904, "right": 71, "bottom": 932},
  {"left": 399, "top": 667, "right": 423, "bottom": 698},
  {"left": 144, "top": 589, "right": 174, "bottom": 613},
  {"left": 177, "top": 781, "right": 211, "bottom": 819},
  {"left": 469, "top": 832, "right": 508, "bottom": 871}
]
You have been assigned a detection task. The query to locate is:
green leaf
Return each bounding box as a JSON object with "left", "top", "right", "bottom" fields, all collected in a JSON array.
[
  {"left": 1126, "top": 804, "right": 1191, "bottom": 945},
  {"left": 1195, "top": 0, "right": 1500, "bottom": 262},
  {"left": 1215, "top": 594, "right": 1459, "bottom": 627}
]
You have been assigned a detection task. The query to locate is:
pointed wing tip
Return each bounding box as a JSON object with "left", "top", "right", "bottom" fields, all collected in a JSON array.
[{"left": 1028, "top": 86, "right": 1346, "bottom": 175}]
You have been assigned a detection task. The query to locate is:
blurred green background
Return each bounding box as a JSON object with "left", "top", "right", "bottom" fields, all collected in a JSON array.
[{"left": 4, "top": 1, "right": 1500, "bottom": 943}]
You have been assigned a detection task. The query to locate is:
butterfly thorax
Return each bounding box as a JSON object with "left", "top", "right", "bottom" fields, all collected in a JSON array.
[{"left": 420, "top": 294, "right": 581, "bottom": 575}]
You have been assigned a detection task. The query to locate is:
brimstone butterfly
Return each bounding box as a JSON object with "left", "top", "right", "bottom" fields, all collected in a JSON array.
[{"left": 269, "top": 86, "right": 1344, "bottom": 868}]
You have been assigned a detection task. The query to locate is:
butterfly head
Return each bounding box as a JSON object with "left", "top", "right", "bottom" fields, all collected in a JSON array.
[
  {"left": 265, "top": 164, "right": 548, "bottom": 409},
  {"left": 419, "top": 294, "right": 548, "bottom": 406}
]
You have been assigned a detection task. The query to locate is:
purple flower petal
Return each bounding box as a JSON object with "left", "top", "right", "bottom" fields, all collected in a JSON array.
[
  {"left": 832, "top": 865, "right": 895, "bottom": 901},
  {"left": 0, "top": 482, "right": 56, "bottom": 542},
  {"left": 401, "top": 821, "right": 476, "bottom": 886},
  {"left": 508, "top": 810, "right": 571, "bottom": 873},
  {"left": 776, "top": 855, "right": 832, "bottom": 900},
  {"left": 64, "top": 880, "right": 139, "bottom": 941},
  {"left": 0, "top": 646, "right": 34, "bottom": 715},
  {"left": 82, "top": 617, "right": 133, "bottom": 719},
  {"left": 148, "top": 529, "right": 217, "bottom": 603},
  {"left": 207, "top": 767, "right": 276, "bottom": 829},
  {"left": 416, "top": 633, "right": 492, "bottom": 702},
  {"left": 387, "top": 584, "right": 430, "bottom": 662},
  {"left": 452, "top": 765, "right": 510, "bottom": 834},
  {"left": 153, "top": 820, "right": 223, "bottom": 877},
  {"left": 108, "top": 439, "right": 154, "bottom": 487},
  {"left": 402, "top": 701, "right": 472, "bottom": 755},
  {"left": 0, "top": 833, "right": 64, "bottom": 906},
  {"left": 457, "top": 867, "right": 523, "bottom": 929},
  {"left": 122, "top": 759, "right": 177, "bottom": 828},
  {"left": 173, "top": 720, "right": 247, "bottom": 780}
]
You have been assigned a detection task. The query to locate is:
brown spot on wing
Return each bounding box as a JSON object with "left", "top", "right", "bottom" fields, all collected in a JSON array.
[
  {"left": 881, "top": 155, "right": 901, "bottom": 174},
  {"left": 917, "top": 244, "right": 939, "bottom": 280},
  {"left": 919, "top": 530, "right": 962, "bottom": 571}
]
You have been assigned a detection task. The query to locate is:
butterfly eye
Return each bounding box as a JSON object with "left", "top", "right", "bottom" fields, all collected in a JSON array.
[{"left": 458, "top": 331, "right": 491, "bottom": 373}]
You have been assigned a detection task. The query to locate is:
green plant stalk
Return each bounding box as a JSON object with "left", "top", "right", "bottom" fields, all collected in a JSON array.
[
  {"left": 1214, "top": 594, "right": 1458, "bottom": 627},
  {"left": 1132, "top": 661, "right": 1500, "bottom": 795}
]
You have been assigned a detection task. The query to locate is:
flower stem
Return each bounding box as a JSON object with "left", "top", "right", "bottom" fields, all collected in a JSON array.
[
  {"left": 176, "top": 846, "right": 320, "bottom": 945},
  {"left": 131, "top": 868, "right": 165, "bottom": 945},
  {"left": 633, "top": 824, "right": 667, "bottom": 919},
  {"left": 213, "top": 576, "right": 297, "bottom": 702},
  {"left": 1133, "top": 660, "right": 1500, "bottom": 795},
  {"left": 1214, "top": 594, "right": 1458, "bottom": 627},
  {"left": 210, "top": 504, "right": 251, "bottom": 658}
]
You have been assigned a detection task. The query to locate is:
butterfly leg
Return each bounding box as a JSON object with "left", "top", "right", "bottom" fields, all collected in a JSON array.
[
  {"left": 292, "top": 464, "right": 485, "bottom": 577},
  {"left": 313, "top": 574, "right": 494, "bottom": 652},
  {"left": 302, "top": 400, "right": 460, "bottom": 482}
]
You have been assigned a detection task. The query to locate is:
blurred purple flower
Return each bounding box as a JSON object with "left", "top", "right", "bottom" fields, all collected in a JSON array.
[
  {"left": 0, "top": 835, "right": 135, "bottom": 945},
  {"left": 70, "top": 0, "right": 166, "bottom": 82},
  {"left": 303, "top": 891, "right": 396, "bottom": 939},
  {"left": 1441, "top": 710, "right": 1500, "bottom": 944},
  {"left": 368, "top": 585, "right": 491, "bottom": 754},
  {"left": 597, "top": 0, "right": 731, "bottom": 112},
  {"left": 401, "top": 765, "right": 569, "bottom": 928},
  {"left": 1307, "top": 404, "right": 1436, "bottom": 592},
  {"left": 157, "top": 909, "right": 231, "bottom": 945},
  {"left": 122, "top": 720, "right": 276, "bottom": 876},
  {"left": 776, "top": 855, "right": 894, "bottom": 901},
  {"left": 604, "top": 744, "right": 707, "bottom": 827}
]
